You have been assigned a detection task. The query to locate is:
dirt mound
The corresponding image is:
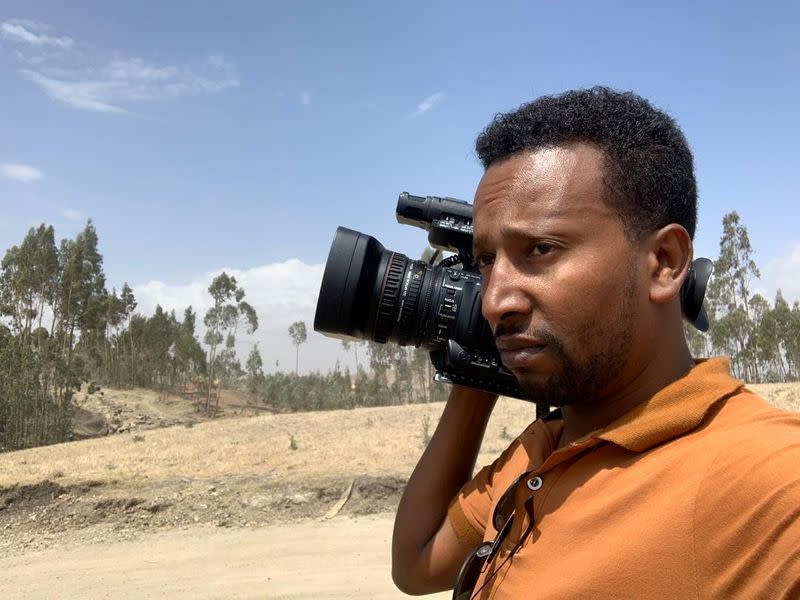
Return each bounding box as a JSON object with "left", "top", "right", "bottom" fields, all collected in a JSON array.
[
  {"left": 0, "top": 480, "right": 67, "bottom": 512},
  {"left": 71, "top": 386, "right": 228, "bottom": 436}
]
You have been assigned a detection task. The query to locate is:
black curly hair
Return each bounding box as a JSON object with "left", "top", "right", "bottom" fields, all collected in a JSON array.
[{"left": 475, "top": 86, "right": 697, "bottom": 241}]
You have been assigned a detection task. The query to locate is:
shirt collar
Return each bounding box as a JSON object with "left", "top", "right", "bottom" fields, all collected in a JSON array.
[{"left": 593, "top": 357, "right": 744, "bottom": 452}]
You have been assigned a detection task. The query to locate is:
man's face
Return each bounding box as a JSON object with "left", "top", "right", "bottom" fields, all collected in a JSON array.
[{"left": 473, "top": 144, "right": 646, "bottom": 406}]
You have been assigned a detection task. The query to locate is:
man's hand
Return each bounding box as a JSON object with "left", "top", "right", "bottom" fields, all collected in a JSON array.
[{"left": 391, "top": 385, "right": 497, "bottom": 594}]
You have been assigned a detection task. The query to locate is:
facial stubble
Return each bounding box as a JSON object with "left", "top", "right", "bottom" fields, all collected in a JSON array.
[{"left": 515, "top": 264, "right": 639, "bottom": 408}]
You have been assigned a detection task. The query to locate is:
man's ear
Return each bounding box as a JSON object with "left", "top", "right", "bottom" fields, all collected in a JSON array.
[{"left": 646, "top": 224, "right": 693, "bottom": 304}]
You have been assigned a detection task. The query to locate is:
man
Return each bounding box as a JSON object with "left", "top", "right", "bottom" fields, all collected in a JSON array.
[{"left": 391, "top": 87, "right": 800, "bottom": 598}]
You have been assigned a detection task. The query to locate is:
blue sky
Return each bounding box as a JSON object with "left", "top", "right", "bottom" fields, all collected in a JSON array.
[{"left": 1, "top": 1, "right": 798, "bottom": 373}]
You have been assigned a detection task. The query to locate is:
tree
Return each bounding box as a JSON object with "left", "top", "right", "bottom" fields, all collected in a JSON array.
[
  {"left": 341, "top": 339, "right": 364, "bottom": 375},
  {"left": 706, "top": 212, "right": 761, "bottom": 381},
  {"left": 245, "top": 344, "right": 265, "bottom": 398},
  {"left": 119, "top": 282, "right": 137, "bottom": 383},
  {"left": 173, "top": 307, "right": 206, "bottom": 390},
  {"left": 683, "top": 322, "right": 710, "bottom": 358},
  {"left": 288, "top": 321, "right": 307, "bottom": 375},
  {"left": 203, "top": 273, "right": 258, "bottom": 411},
  {"left": 783, "top": 299, "right": 800, "bottom": 380},
  {"left": 0, "top": 224, "right": 59, "bottom": 345}
]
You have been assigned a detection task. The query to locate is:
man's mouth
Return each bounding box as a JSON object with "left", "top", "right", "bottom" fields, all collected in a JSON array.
[
  {"left": 498, "top": 346, "right": 546, "bottom": 369},
  {"left": 495, "top": 336, "right": 547, "bottom": 369}
]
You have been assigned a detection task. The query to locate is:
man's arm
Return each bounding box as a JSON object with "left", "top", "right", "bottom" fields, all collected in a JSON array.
[{"left": 391, "top": 385, "right": 497, "bottom": 595}]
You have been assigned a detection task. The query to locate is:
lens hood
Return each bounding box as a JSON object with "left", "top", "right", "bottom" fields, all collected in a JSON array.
[{"left": 314, "top": 227, "right": 385, "bottom": 340}]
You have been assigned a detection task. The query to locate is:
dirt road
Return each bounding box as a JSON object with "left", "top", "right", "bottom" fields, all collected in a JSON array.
[{"left": 0, "top": 514, "right": 450, "bottom": 600}]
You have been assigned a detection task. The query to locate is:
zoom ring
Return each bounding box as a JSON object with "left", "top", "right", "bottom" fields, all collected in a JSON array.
[
  {"left": 396, "top": 266, "right": 423, "bottom": 345},
  {"left": 374, "top": 253, "right": 407, "bottom": 343}
]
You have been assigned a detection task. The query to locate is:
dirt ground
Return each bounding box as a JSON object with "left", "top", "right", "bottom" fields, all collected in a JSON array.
[
  {"left": 0, "top": 380, "right": 797, "bottom": 598},
  {"left": 0, "top": 514, "right": 450, "bottom": 599}
]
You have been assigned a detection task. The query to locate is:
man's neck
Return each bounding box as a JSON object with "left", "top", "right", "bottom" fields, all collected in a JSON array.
[{"left": 557, "top": 347, "right": 695, "bottom": 449}]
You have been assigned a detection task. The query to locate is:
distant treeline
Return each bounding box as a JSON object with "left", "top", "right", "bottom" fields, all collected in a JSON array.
[
  {"left": 259, "top": 344, "right": 446, "bottom": 413},
  {"left": 1, "top": 211, "right": 798, "bottom": 451},
  {"left": 686, "top": 212, "right": 800, "bottom": 383}
]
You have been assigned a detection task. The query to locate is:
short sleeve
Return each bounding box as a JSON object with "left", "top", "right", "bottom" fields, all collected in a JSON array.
[{"left": 446, "top": 436, "right": 532, "bottom": 548}]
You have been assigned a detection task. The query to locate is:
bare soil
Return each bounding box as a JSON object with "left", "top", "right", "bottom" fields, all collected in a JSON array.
[{"left": 0, "top": 381, "right": 797, "bottom": 598}]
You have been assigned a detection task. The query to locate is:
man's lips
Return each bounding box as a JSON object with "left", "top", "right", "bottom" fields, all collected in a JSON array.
[{"left": 495, "top": 337, "right": 547, "bottom": 369}]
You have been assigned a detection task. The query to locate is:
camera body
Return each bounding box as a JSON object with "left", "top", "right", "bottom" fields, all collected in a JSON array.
[{"left": 313, "top": 193, "right": 711, "bottom": 402}]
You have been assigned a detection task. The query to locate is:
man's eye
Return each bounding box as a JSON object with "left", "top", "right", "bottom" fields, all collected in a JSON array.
[
  {"left": 529, "top": 243, "right": 556, "bottom": 256},
  {"left": 475, "top": 254, "right": 494, "bottom": 268}
]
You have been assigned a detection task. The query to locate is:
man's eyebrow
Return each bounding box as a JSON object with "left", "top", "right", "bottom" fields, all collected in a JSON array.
[{"left": 473, "top": 225, "right": 553, "bottom": 251}]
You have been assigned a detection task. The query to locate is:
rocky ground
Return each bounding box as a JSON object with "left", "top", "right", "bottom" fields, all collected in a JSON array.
[
  {"left": 71, "top": 385, "right": 211, "bottom": 436},
  {"left": 0, "top": 473, "right": 406, "bottom": 558}
]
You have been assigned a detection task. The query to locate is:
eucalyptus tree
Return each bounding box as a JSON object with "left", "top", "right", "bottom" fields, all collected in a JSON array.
[
  {"left": 173, "top": 307, "right": 206, "bottom": 390},
  {"left": 119, "top": 282, "right": 137, "bottom": 382},
  {"left": 288, "top": 320, "right": 307, "bottom": 375},
  {"left": 706, "top": 212, "right": 761, "bottom": 380},
  {"left": 245, "top": 343, "right": 265, "bottom": 397},
  {"left": 203, "top": 272, "right": 258, "bottom": 410},
  {"left": 0, "top": 224, "right": 59, "bottom": 345},
  {"left": 56, "top": 221, "right": 106, "bottom": 363}
]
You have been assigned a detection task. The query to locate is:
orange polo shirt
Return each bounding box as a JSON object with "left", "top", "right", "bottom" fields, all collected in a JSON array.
[{"left": 448, "top": 358, "right": 800, "bottom": 598}]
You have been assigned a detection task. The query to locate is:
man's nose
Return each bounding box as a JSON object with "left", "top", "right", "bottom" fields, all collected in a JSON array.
[{"left": 480, "top": 256, "right": 531, "bottom": 329}]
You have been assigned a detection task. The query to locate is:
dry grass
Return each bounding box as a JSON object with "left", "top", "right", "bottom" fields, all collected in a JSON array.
[
  {"left": 0, "top": 382, "right": 797, "bottom": 493},
  {"left": 0, "top": 396, "right": 536, "bottom": 491},
  {"left": 750, "top": 382, "right": 800, "bottom": 412}
]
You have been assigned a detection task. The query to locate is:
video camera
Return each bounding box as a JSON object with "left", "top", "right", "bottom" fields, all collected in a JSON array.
[{"left": 313, "top": 193, "right": 712, "bottom": 401}]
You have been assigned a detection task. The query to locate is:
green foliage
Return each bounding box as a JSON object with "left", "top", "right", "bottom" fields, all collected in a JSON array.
[
  {"left": 0, "top": 220, "right": 214, "bottom": 450},
  {"left": 0, "top": 336, "right": 74, "bottom": 451},
  {"left": 245, "top": 344, "right": 265, "bottom": 396},
  {"left": 257, "top": 346, "right": 448, "bottom": 413},
  {"left": 701, "top": 211, "right": 799, "bottom": 381}
]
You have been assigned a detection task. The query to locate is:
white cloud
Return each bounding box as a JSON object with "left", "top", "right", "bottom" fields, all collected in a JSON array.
[
  {"left": 106, "top": 58, "right": 178, "bottom": 82},
  {"left": 411, "top": 92, "right": 444, "bottom": 118},
  {"left": 758, "top": 243, "right": 800, "bottom": 305},
  {"left": 0, "top": 163, "right": 44, "bottom": 183},
  {"left": 0, "top": 20, "right": 73, "bottom": 49},
  {"left": 21, "top": 70, "right": 125, "bottom": 113},
  {"left": 4, "top": 20, "right": 239, "bottom": 112},
  {"left": 132, "top": 259, "right": 353, "bottom": 374},
  {"left": 61, "top": 208, "right": 84, "bottom": 222},
  {"left": 300, "top": 91, "right": 312, "bottom": 105}
]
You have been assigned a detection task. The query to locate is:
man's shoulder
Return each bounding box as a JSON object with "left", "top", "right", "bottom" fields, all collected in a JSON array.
[
  {"left": 698, "top": 386, "right": 800, "bottom": 486},
  {"left": 692, "top": 387, "right": 800, "bottom": 593},
  {"left": 708, "top": 385, "right": 800, "bottom": 437}
]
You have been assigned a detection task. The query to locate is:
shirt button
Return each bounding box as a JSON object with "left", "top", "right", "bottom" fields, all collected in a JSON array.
[{"left": 526, "top": 476, "right": 543, "bottom": 491}]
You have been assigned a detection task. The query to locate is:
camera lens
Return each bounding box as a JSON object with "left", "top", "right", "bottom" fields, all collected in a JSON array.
[
  {"left": 313, "top": 224, "right": 525, "bottom": 399},
  {"left": 314, "top": 226, "right": 493, "bottom": 352},
  {"left": 313, "top": 227, "right": 431, "bottom": 345}
]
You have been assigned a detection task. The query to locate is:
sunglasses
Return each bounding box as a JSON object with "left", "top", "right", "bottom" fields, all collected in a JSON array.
[{"left": 452, "top": 474, "right": 537, "bottom": 600}]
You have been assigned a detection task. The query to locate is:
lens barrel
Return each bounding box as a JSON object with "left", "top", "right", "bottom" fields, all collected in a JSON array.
[{"left": 314, "top": 226, "right": 490, "bottom": 350}]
